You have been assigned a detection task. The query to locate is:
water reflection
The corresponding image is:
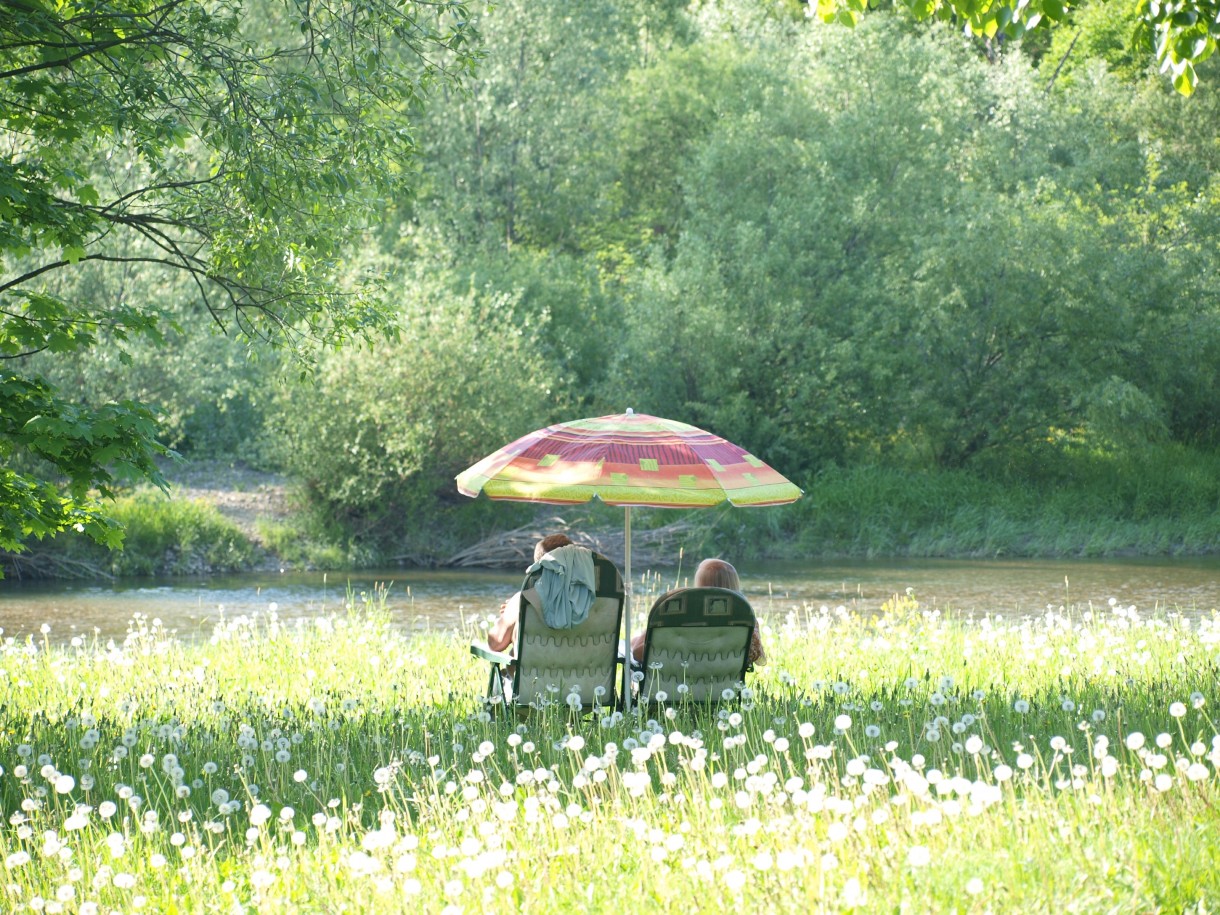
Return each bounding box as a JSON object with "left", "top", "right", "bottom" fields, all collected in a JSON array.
[
  {"left": 0, "top": 568, "right": 521, "bottom": 643},
  {"left": 744, "top": 557, "right": 1220, "bottom": 619},
  {"left": 1, "top": 557, "right": 1217, "bottom": 644}
]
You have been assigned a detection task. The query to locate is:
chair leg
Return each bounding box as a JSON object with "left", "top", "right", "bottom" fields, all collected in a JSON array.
[{"left": 485, "top": 662, "right": 504, "bottom": 716}]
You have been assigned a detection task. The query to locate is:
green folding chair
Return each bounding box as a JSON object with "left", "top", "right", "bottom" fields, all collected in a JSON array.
[
  {"left": 637, "top": 587, "right": 757, "bottom": 703},
  {"left": 471, "top": 550, "right": 625, "bottom": 714}
]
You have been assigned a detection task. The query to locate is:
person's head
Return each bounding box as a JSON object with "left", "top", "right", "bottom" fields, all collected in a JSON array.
[
  {"left": 693, "top": 558, "right": 740, "bottom": 591},
  {"left": 534, "top": 533, "right": 573, "bottom": 562}
]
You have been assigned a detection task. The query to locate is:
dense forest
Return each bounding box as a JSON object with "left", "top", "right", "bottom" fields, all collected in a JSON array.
[{"left": 4, "top": 0, "right": 1220, "bottom": 575}]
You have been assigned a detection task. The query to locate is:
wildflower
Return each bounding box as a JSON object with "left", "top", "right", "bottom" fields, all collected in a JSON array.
[
  {"left": 249, "top": 804, "right": 272, "bottom": 827},
  {"left": 1126, "top": 732, "right": 1145, "bottom": 751},
  {"left": 1170, "top": 702, "right": 1187, "bottom": 718},
  {"left": 834, "top": 714, "right": 852, "bottom": 731},
  {"left": 907, "top": 845, "right": 932, "bottom": 867},
  {"left": 1014, "top": 700, "right": 1030, "bottom": 714},
  {"left": 840, "top": 878, "right": 865, "bottom": 907}
]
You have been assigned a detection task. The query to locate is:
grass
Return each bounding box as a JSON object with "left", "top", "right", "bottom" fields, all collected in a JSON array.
[
  {"left": 104, "top": 490, "right": 258, "bottom": 576},
  {"left": 1, "top": 585, "right": 1219, "bottom": 913},
  {"left": 6, "top": 489, "right": 259, "bottom": 579},
  {"left": 713, "top": 443, "right": 1220, "bottom": 561}
]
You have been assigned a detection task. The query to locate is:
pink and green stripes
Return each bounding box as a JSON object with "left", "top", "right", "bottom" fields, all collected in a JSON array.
[{"left": 456, "top": 413, "right": 802, "bottom": 509}]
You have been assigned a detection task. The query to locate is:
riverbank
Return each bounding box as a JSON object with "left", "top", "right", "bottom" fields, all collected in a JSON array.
[{"left": 5, "top": 445, "right": 1220, "bottom": 581}]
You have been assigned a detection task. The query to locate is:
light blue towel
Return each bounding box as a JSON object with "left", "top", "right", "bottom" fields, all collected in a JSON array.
[{"left": 526, "top": 544, "right": 596, "bottom": 629}]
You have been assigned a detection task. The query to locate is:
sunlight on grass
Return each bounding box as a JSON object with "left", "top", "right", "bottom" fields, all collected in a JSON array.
[{"left": 1, "top": 590, "right": 1218, "bottom": 912}]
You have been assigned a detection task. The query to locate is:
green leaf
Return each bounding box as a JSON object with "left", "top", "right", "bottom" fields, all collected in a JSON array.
[
  {"left": 1172, "top": 59, "right": 1198, "bottom": 94},
  {"left": 1041, "top": 0, "right": 1067, "bottom": 22}
]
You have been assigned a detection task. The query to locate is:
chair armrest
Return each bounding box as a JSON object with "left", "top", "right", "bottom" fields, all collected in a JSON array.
[{"left": 470, "top": 643, "right": 512, "bottom": 665}]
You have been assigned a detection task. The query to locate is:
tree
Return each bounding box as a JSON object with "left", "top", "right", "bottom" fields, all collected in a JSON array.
[
  {"left": 602, "top": 16, "right": 1218, "bottom": 474},
  {"left": 811, "top": 0, "right": 1219, "bottom": 95},
  {"left": 273, "top": 263, "right": 565, "bottom": 560},
  {"left": 0, "top": 0, "right": 479, "bottom": 560}
]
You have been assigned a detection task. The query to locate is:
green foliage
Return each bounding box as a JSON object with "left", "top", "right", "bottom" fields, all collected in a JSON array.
[
  {"left": 595, "top": 17, "right": 1218, "bottom": 478},
  {"left": 1046, "top": 0, "right": 1150, "bottom": 84},
  {"left": 811, "top": 0, "right": 1220, "bottom": 95},
  {"left": 254, "top": 518, "right": 351, "bottom": 570},
  {"left": 712, "top": 443, "right": 1220, "bottom": 559},
  {"left": 0, "top": 0, "right": 480, "bottom": 565},
  {"left": 8, "top": 0, "right": 1219, "bottom": 570},
  {"left": 16, "top": 488, "right": 259, "bottom": 577},
  {"left": 0, "top": 372, "right": 167, "bottom": 551},
  {"left": 104, "top": 491, "right": 257, "bottom": 576},
  {"left": 274, "top": 266, "right": 564, "bottom": 559}
]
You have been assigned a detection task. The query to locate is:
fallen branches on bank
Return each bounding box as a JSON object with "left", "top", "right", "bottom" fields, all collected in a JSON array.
[
  {"left": 0, "top": 550, "right": 116, "bottom": 581},
  {"left": 441, "top": 514, "right": 714, "bottom": 569}
]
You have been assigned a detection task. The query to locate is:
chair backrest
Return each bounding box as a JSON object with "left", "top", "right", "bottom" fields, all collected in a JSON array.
[
  {"left": 639, "top": 587, "right": 756, "bottom": 703},
  {"left": 511, "top": 550, "right": 625, "bottom": 710}
]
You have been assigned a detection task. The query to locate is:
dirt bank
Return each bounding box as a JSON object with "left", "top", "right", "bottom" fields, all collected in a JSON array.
[{"left": 165, "top": 461, "right": 292, "bottom": 546}]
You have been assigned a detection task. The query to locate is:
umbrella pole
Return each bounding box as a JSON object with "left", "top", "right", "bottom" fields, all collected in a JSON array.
[{"left": 622, "top": 505, "right": 632, "bottom": 714}]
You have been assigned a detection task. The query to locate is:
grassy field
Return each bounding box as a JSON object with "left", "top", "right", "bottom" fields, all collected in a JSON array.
[{"left": 1, "top": 587, "right": 1218, "bottom": 913}]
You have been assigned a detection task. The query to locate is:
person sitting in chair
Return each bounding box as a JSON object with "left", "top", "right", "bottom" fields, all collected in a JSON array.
[
  {"left": 486, "top": 533, "right": 575, "bottom": 653},
  {"left": 629, "top": 557, "right": 766, "bottom": 667}
]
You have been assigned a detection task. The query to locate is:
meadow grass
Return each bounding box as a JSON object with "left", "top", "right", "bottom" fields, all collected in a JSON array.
[
  {"left": 716, "top": 444, "right": 1220, "bottom": 560},
  {"left": 1, "top": 588, "right": 1219, "bottom": 913}
]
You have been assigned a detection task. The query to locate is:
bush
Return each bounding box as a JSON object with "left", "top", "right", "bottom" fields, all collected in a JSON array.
[
  {"left": 9, "top": 490, "right": 258, "bottom": 578},
  {"left": 273, "top": 268, "right": 566, "bottom": 563}
]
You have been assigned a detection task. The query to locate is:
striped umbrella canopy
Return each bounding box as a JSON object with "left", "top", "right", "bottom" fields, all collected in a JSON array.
[
  {"left": 456, "top": 410, "right": 802, "bottom": 711},
  {"left": 456, "top": 410, "right": 802, "bottom": 508}
]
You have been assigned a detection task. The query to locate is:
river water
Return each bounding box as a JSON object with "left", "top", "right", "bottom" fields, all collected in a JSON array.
[{"left": 2, "top": 556, "right": 1218, "bottom": 644}]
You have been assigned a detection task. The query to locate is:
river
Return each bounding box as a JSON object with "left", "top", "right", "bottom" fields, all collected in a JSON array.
[{"left": 2, "top": 556, "right": 1218, "bottom": 644}]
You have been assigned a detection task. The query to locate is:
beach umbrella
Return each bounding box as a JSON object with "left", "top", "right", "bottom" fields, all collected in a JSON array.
[{"left": 456, "top": 409, "right": 803, "bottom": 710}]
